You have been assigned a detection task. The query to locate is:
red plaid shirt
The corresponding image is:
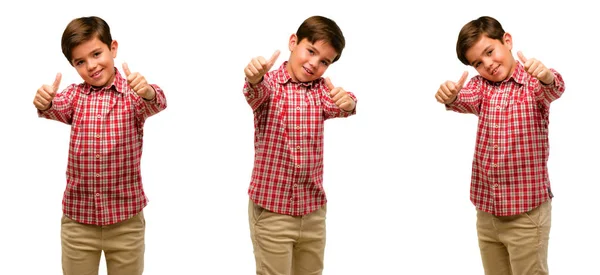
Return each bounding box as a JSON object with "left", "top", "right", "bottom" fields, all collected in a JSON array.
[
  {"left": 244, "top": 62, "right": 356, "bottom": 216},
  {"left": 38, "top": 69, "right": 166, "bottom": 225},
  {"left": 448, "top": 62, "right": 565, "bottom": 216}
]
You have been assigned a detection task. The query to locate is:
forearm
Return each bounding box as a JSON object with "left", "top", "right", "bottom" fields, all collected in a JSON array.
[
  {"left": 38, "top": 95, "right": 73, "bottom": 124},
  {"left": 536, "top": 69, "right": 565, "bottom": 106},
  {"left": 324, "top": 92, "right": 357, "bottom": 119},
  {"left": 139, "top": 84, "right": 167, "bottom": 118},
  {"left": 244, "top": 78, "right": 272, "bottom": 111}
]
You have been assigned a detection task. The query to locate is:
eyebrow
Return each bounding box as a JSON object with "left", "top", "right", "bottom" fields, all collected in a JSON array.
[
  {"left": 308, "top": 44, "right": 333, "bottom": 64},
  {"left": 470, "top": 45, "right": 493, "bottom": 66}
]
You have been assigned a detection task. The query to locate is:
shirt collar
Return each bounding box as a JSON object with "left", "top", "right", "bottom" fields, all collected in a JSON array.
[{"left": 511, "top": 61, "right": 528, "bottom": 85}]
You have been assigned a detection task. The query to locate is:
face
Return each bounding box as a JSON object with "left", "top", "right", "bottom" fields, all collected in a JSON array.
[
  {"left": 71, "top": 37, "right": 118, "bottom": 88},
  {"left": 286, "top": 35, "right": 338, "bottom": 83},
  {"left": 465, "top": 33, "right": 515, "bottom": 82}
]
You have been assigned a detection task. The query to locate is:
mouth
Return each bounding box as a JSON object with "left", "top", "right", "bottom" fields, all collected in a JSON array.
[
  {"left": 490, "top": 65, "right": 500, "bottom": 76},
  {"left": 302, "top": 66, "right": 314, "bottom": 75},
  {"left": 90, "top": 69, "right": 103, "bottom": 79}
]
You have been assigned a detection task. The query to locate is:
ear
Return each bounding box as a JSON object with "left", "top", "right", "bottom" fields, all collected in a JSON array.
[
  {"left": 503, "top": 33, "right": 513, "bottom": 51},
  {"left": 288, "top": 34, "right": 297, "bottom": 52},
  {"left": 110, "top": 40, "right": 119, "bottom": 58}
]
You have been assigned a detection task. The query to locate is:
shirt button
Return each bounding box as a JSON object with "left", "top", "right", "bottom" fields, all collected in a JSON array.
[
  {"left": 496, "top": 105, "right": 501, "bottom": 110},
  {"left": 492, "top": 164, "right": 498, "bottom": 168},
  {"left": 95, "top": 173, "right": 101, "bottom": 177},
  {"left": 296, "top": 146, "right": 301, "bottom": 151},
  {"left": 96, "top": 114, "right": 101, "bottom": 119},
  {"left": 95, "top": 154, "right": 101, "bottom": 159},
  {"left": 95, "top": 134, "right": 101, "bottom": 139},
  {"left": 493, "top": 145, "right": 498, "bottom": 149},
  {"left": 95, "top": 193, "right": 100, "bottom": 197},
  {"left": 296, "top": 125, "right": 300, "bottom": 130},
  {"left": 296, "top": 106, "right": 301, "bottom": 111},
  {"left": 493, "top": 124, "right": 499, "bottom": 128},
  {"left": 293, "top": 184, "right": 298, "bottom": 188},
  {"left": 493, "top": 184, "right": 499, "bottom": 188},
  {"left": 296, "top": 164, "right": 301, "bottom": 168}
]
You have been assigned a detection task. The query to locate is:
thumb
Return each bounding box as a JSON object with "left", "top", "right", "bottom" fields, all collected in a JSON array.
[
  {"left": 122, "top": 62, "right": 131, "bottom": 77},
  {"left": 517, "top": 51, "right": 527, "bottom": 64},
  {"left": 325, "top": 77, "right": 335, "bottom": 91},
  {"left": 52, "top": 72, "right": 62, "bottom": 92},
  {"left": 266, "top": 50, "right": 280, "bottom": 70},
  {"left": 456, "top": 71, "right": 468, "bottom": 88}
]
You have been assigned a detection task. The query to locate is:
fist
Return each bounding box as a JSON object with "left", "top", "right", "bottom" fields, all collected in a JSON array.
[
  {"left": 517, "top": 51, "right": 554, "bottom": 85},
  {"left": 34, "top": 73, "right": 61, "bottom": 111},
  {"left": 325, "top": 77, "right": 355, "bottom": 112},
  {"left": 122, "top": 63, "right": 155, "bottom": 100},
  {"left": 244, "top": 50, "right": 280, "bottom": 85},
  {"left": 436, "top": 71, "right": 468, "bottom": 105}
]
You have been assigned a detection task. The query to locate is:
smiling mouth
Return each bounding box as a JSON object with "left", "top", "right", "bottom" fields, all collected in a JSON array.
[
  {"left": 490, "top": 65, "right": 499, "bottom": 76},
  {"left": 303, "top": 66, "right": 313, "bottom": 75},
  {"left": 91, "top": 69, "right": 102, "bottom": 78}
]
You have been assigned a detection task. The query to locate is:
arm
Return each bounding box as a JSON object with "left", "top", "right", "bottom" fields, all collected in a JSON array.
[
  {"left": 446, "top": 78, "right": 483, "bottom": 115},
  {"left": 533, "top": 69, "right": 564, "bottom": 110},
  {"left": 121, "top": 63, "right": 167, "bottom": 121},
  {"left": 435, "top": 71, "right": 482, "bottom": 115},
  {"left": 320, "top": 78, "right": 356, "bottom": 119},
  {"left": 243, "top": 51, "right": 280, "bottom": 111},
  {"left": 37, "top": 84, "right": 77, "bottom": 125},
  {"left": 133, "top": 84, "right": 167, "bottom": 121},
  {"left": 318, "top": 86, "right": 357, "bottom": 119},
  {"left": 244, "top": 77, "right": 274, "bottom": 111},
  {"left": 517, "top": 51, "right": 565, "bottom": 110}
]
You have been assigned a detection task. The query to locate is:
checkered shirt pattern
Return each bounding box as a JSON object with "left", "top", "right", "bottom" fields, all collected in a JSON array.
[
  {"left": 244, "top": 62, "right": 356, "bottom": 216},
  {"left": 448, "top": 62, "right": 565, "bottom": 216},
  {"left": 38, "top": 68, "right": 166, "bottom": 225}
]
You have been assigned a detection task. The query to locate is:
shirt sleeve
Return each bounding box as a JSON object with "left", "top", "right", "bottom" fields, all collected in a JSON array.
[
  {"left": 318, "top": 79, "right": 357, "bottom": 120},
  {"left": 533, "top": 69, "right": 565, "bottom": 111},
  {"left": 133, "top": 84, "right": 167, "bottom": 122},
  {"left": 37, "top": 84, "right": 77, "bottom": 125},
  {"left": 243, "top": 75, "right": 274, "bottom": 111},
  {"left": 446, "top": 77, "right": 483, "bottom": 116}
]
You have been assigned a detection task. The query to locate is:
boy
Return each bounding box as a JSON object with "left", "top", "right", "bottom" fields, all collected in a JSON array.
[
  {"left": 243, "top": 15, "right": 357, "bottom": 275},
  {"left": 435, "top": 16, "right": 565, "bottom": 275},
  {"left": 32, "top": 16, "right": 166, "bottom": 275}
]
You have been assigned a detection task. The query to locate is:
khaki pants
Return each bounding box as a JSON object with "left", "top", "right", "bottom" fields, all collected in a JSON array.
[
  {"left": 477, "top": 200, "right": 551, "bottom": 275},
  {"left": 248, "top": 200, "right": 326, "bottom": 275},
  {"left": 61, "top": 211, "right": 146, "bottom": 275}
]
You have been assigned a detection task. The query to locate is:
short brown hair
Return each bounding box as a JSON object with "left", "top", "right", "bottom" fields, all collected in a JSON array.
[
  {"left": 61, "top": 16, "right": 113, "bottom": 65},
  {"left": 456, "top": 16, "right": 505, "bottom": 65},
  {"left": 296, "top": 16, "right": 345, "bottom": 63}
]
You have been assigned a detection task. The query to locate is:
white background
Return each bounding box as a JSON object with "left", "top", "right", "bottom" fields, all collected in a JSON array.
[{"left": 1, "top": 0, "right": 598, "bottom": 274}]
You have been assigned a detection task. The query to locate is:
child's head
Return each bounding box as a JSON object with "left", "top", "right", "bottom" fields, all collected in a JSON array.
[
  {"left": 286, "top": 15, "right": 345, "bottom": 83},
  {"left": 61, "top": 16, "right": 118, "bottom": 88},
  {"left": 456, "top": 16, "right": 516, "bottom": 82}
]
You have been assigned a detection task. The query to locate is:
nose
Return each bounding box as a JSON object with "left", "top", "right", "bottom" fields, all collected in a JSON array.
[
  {"left": 308, "top": 56, "right": 319, "bottom": 68},
  {"left": 483, "top": 58, "right": 494, "bottom": 70},
  {"left": 86, "top": 59, "right": 97, "bottom": 71}
]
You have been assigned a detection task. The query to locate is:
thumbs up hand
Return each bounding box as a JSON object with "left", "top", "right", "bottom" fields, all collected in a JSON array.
[
  {"left": 245, "top": 50, "right": 280, "bottom": 85},
  {"left": 435, "top": 71, "right": 468, "bottom": 104},
  {"left": 34, "top": 73, "right": 62, "bottom": 111},
  {"left": 325, "top": 77, "right": 355, "bottom": 112},
  {"left": 517, "top": 51, "right": 554, "bottom": 85},
  {"left": 122, "top": 63, "right": 156, "bottom": 100}
]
